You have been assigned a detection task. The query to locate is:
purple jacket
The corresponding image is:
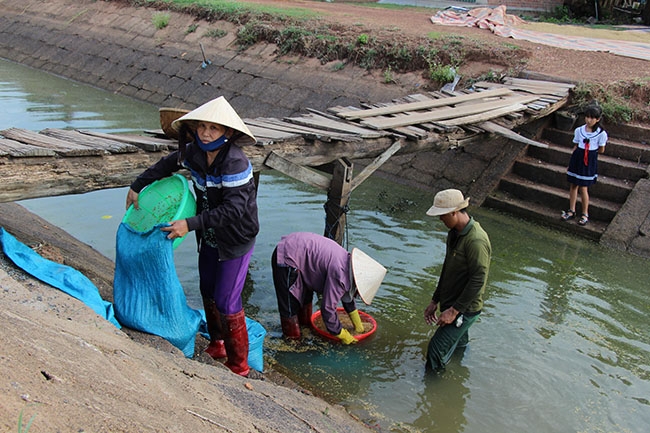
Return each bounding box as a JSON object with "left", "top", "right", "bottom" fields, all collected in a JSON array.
[{"left": 276, "top": 232, "right": 356, "bottom": 334}]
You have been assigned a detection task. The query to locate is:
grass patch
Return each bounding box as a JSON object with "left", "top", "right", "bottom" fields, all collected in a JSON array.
[
  {"left": 204, "top": 28, "right": 227, "bottom": 38},
  {"left": 152, "top": 11, "right": 170, "bottom": 29}
]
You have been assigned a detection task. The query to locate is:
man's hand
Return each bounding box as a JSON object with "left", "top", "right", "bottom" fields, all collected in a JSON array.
[
  {"left": 424, "top": 300, "right": 439, "bottom": 325},
  {"left": 436, "top": 307, "right": 460, "bottom": 327}
]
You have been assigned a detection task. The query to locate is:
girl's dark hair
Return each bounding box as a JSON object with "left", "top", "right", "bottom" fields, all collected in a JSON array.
[
  {"left": 584, "top": 104, "right": 602, "bottom": 120},
  {"left": 584, "top": 103, "right": 605, "bottom": 133}
]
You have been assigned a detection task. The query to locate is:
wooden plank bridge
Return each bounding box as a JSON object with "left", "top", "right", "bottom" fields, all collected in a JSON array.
[{"left": 0, "top": 77, "right": 573, "bottom": 241}]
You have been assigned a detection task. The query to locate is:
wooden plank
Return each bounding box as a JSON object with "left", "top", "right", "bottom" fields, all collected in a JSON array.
[
  {"left": 351, "top": 140, "right": 402, "bottom": 191},
  {"left": 246, "top": 118, "right": 360, "bottom": 142},
  {"left": 505, "top": 77, "right": 575, "bottom": 90},
  {"left": 361, "top": 95, "right": 539, "bottom": 130},
  {"left": 336, "top": 87, "right": 514, "bottom": 120},
  {"left": 479, "top": 121, "right": 548, "bottom": 148},
  {"left": 284, "top": 113, "right": 386, "bottom": 138},
  {"left": 0, "top": 138, "right": 57, "bottom": 157},
  {"left": 436, "top": 103, "right": 528, "bottom": 127},
  {"left": 329, "top": 106, "right": 426, "bottom": 139},
  {"left": 246, "top": 125, "right": 301, "bottom": 141},
  {"left": 78, "top": 130, "right": 171, "bottom": 152},
  {"left": 1, "top": 128, "right": 104, "bottom": 156},
  {"left": 264, "top": 152, "right": 331, "bottom": 191},
  {"left": 40, "top": 128, "right": 139, "bottom": 154}
]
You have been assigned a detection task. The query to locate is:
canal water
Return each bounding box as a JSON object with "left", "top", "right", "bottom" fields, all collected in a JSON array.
[{"left": 3, "top": 58, "right": 649, "bottom": 433}]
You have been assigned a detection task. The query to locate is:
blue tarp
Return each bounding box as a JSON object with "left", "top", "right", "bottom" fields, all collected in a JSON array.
[
  {"left": 113, "top": 222, "right": 202, "bottom": 357},
  {"left": 0, "top": 227, "right": 120, "bottom": 328}
]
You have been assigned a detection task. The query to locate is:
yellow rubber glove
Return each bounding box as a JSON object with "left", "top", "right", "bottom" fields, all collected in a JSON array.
[
  {"left": 348, "top": 309, "right": 364, "bottom": 333},
  {"left": 336, "top": 328, "right": 358, "bottom": 345}
]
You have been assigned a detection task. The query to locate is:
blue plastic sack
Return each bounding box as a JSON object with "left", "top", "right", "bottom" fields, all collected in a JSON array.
[
  {"left": 245, "top": 317, "right": 266, "bottom": 372},
  {"left": 113, "top": 222, "right": 202, "bottom": 357},
  {"left": 0, "top": 227, "right": 120, "bottom": 328}
]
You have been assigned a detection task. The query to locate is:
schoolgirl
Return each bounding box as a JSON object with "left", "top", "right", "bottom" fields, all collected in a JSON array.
[{"left": 561, "top": 104, "right": 608, "bottom": 226}]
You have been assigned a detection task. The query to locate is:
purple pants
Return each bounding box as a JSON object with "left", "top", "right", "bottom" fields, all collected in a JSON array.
[{"left": 198, "top": 244, "right": 253, "bottom": 314}]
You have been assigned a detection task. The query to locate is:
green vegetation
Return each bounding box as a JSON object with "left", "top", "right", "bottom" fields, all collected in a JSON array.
[
  {"left": 571, "top": 82, "right": 640, "bottom": 124},
  {"left": 152, "top": 12, "right": 170, "bottom": 29},
  {"left": 140, "top": 0, "right": 320, "bottom": 22},
  {"left": 185, "top": 23, "right": 198, "bottom": 33},
  {"left": 383, "top": 66, "right": 395, "bottom": 84},
  {"left": 204, "top": 28, "right": 227, "bottom": 38},
  {"left": 17, "top": 408, "right": 36, "bottom": 433},
  {"left": 428, "top": 63, "right": 456, "bottom": 84}
]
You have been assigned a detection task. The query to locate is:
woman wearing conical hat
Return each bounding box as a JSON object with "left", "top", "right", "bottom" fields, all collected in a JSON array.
[
  {"left": 271, "top": 232, "right": 386, "bottom": 344},
  {"left": 126, "top": 96, "right": 259, "bottom": 377}
]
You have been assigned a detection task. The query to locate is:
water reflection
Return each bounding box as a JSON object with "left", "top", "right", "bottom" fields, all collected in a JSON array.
[{"left": 0, "top": 59, "right": 158, "bottom": 132}]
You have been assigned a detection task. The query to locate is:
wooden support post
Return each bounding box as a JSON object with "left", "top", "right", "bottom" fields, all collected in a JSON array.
[{"left": 324, "top": 158, "right": 352, "bottom": 246}]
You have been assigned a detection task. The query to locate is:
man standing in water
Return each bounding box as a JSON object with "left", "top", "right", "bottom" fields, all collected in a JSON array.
[{"left": 423, "top": 189, "right": 491, "bottom": 372}]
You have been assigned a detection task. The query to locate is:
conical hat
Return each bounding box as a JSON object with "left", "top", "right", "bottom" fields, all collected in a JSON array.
[
  {"left": 171, "top": 96, "right": 256, "bottom": 146},
  {"left": 350, "top": 248, "right": 386, "bottom": 305}
]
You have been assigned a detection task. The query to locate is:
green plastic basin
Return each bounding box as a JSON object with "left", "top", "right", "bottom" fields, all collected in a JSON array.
[{"left": 123, "top": 174, "right": 196, "bottom": 249}]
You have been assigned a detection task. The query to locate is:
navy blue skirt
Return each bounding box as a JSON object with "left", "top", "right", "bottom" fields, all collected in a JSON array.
[{"left": 567, "top": 148, "right": 599, "bottom": 186}]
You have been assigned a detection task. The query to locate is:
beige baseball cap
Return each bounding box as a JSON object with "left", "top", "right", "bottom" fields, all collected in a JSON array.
[
  {"left": 350, "top": 248, "right": 386, "bottom": 305},
  {"left": 426, "top": 189, "right": 470, "bottom": 216},
  {"left": 171, "top": 96, "right": 256, "bottom": 146}
]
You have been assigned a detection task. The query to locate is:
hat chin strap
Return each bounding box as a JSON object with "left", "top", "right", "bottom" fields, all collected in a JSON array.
[{"left": 195, "top": 132, "right": 228, "bottom": 152}]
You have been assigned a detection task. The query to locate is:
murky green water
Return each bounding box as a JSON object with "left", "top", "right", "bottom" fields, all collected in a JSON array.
[{"left": 5, "top": 58, "right": 650, "bottom": 433}]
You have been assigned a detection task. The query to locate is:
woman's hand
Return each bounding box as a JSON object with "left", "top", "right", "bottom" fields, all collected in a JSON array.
[
  {"left": 161, "top": 219, "right": 189, "bottom": 240},
  {"left": 126, "top": 188, "right": 139, "bottom": 210}
]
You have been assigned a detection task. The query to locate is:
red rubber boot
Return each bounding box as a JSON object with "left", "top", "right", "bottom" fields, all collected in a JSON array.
[
  {"left": 297, "top": 302, "right": 313, "bottom": 327},
  {"left": 222, "top": 310, "right": 250, "bottom": 377},
  {"left": 280, "top": 315, "right": 301, "bottom": 339},
  {"left": 202, "top": 298, "right": 226, "bottom": 359}
]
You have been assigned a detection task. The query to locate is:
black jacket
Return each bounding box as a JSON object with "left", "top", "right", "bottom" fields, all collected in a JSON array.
[{"left": 130, "top": 141, "right": 259, "bottom": 260}]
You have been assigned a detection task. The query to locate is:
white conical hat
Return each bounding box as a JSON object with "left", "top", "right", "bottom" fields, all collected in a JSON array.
[
  {"left": 350, "top": 248, "right": 386, "bottom": 305},
  {"left": 171, "top": 96, "right": 256, "bottom": 146}
]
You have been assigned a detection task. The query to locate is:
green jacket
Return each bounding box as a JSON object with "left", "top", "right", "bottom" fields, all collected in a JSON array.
[{"left": 433, "top": 217, "right": 491, "bottom": 314}]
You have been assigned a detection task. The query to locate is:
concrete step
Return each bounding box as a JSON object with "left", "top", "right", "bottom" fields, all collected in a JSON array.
[
  {"left": 484, "top": 192, "right": 607, "bottom": 242},
  {"left": 542, "top": 127, "right": 650, "bottom": 164},
  {"left": 512, "top": 156, "right": 635, "bottom": 203},
  {"left": 528, "top": 142, "right": 649, "bottom": 181},
  {"left": 498, "top": 172, "right": 620, "bottom": 223}
]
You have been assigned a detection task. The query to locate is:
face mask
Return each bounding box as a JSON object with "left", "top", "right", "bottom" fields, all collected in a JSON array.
[{"left": 195, "top": 132, "right": 228, "bottom": 152}]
